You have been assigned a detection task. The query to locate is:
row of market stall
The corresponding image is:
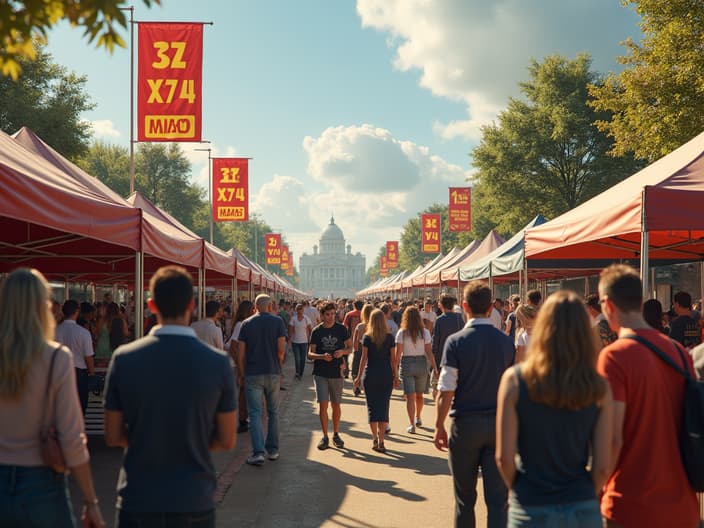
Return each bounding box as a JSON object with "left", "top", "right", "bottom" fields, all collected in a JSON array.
[
  {"left": 0, "top": 127, "right": 305, "bottom": 337},
  {"left": 360, "top": 128, "right": 704, "bottom": 299}
]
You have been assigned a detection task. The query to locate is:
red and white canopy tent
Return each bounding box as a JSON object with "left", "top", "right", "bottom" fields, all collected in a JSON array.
[
  {"left": 525, "top": 130, "right": 704, "bottom": 297},
  {"left": 438, "top": 230, "right": 506, "bottom": 287}
]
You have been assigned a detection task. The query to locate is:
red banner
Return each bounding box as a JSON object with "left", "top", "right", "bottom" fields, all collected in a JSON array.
[
  {"left": 286, "top": 252, "right": 294, "bottom": 276},
  {"left": 265, "top": 233, "right": 282, "bottom": 265},
  {"left": 138, "top": 23, "right": 203, "bottom": 142},
  {"left": 449, "top": 187, "right": 471, "bottom": 232},
  {"left": 386, "top": 241, "right": 398, "bottom": 268},
  {"left": 421, "top": 213, "right": 441, "bottom": 253},
  {"left": 212, "top": 158, "right": 248, "bottom": 222},
  {"left": 280, "top": 245, "right": 290, "bottom": 271},
  {"left": 380, "top": 256, "right": 388, "bottom": 277}
]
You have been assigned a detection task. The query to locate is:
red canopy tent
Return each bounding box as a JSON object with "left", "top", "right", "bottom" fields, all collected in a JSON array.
[
  {"left": 525, "top": 130, "right": 704, "bottom": 294},
  {"left": 440, "top": 230, "right": 506, "bottom": 286}
]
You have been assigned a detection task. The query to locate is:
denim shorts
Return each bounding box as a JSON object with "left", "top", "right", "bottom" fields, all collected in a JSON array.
[
  {"left": 0, "top": 465, "right": 75, "bottom": 528},
  {"left": 508, "top": 495, "right": 601, "bottom": 528},
  {"left": 400, "top": 355, "right": 428, "bottom": 394},
  {"left": 314, "top": 376, "right": 343, "bottom": 403}
]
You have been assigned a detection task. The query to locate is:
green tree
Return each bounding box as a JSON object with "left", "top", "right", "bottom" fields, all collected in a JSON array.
[
  {"left": 589, "top": 0, "right": 704, "bottom": 161},
  {"left": 399, "top": 204, "right": 460, "bottom": 272},
  {"left": 365, "top": 245, "right": 388, "bottom": 283},
  {"left": 77, "top": 140, "right": 130, "bottom": 196},
  {"left": 135, "top": 143, "right": 204, "bottom": 230},
  {"left": 1, "top": 0, "right": 158, "bottom": 79},
  {"left": 0, "top": 46, "right": 94, "bottom": 159},
  {"left": 471, "top": 54, "right": 642, "bottom": 238}
]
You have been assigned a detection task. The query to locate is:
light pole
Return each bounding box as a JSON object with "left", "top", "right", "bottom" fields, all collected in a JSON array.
[
  {"left": 194, "top": 147, "right": 213, "bottom": 244},
  {"left": 118, "top": 5, "right": 135, "bottom": 195}
]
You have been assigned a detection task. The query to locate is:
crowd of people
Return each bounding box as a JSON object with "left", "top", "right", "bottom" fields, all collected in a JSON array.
[{"left": 0, "top": 263, "right": 703, "bottom": 527}]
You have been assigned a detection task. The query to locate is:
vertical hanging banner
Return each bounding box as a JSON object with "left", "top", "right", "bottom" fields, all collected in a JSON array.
[
  {"left": 380, "top": 256, "right": 388, "bottom": 277},
  {"left": 286, "top": 252, "right": 294, "bottom": 276},
  {"left": 448, "top": 187, "right": 471, "bottom": 232},
  {"left": 212, "top": 158, "right": 248, "bottom": 222},
  {"left": 138, "top": 22, "right": 203, "bottom": 142},
  {"left": 386, "top": 241, "right": 399, "bottom": 268},
  {"left": 280, "top": 245, "right": 290, "bottom": 271},
  {"left": 265, "top": 233, "right": 282, "bottom": 265},
  {"left": 421, "top": 213, "right": 441, "bottom": 253}
]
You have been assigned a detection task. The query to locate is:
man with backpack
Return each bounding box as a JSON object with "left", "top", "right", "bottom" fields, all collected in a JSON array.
[{"left": 597, "top": 264, "right": 697, "bottom": 527}]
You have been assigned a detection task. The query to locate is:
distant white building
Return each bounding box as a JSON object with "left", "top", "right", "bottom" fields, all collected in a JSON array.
[{"left": 299, "top": 216, "right": 366, "bottom": 298}]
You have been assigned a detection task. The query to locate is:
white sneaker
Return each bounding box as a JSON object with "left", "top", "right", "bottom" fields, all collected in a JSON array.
[
  {"left": 407, "top": 425, "right": 416, "bottom": 434},
  {"left": 415, "top": 417, "right": 422, "bottom": 427},
  {"left": 268, "top": 452, "right": 280, "bottom": 461},
  {"left": 246, "top": 453, "right": 265, "bottom": 466},
  {"left": 385, "top": 424, "right": 391, "bottom": 434}
]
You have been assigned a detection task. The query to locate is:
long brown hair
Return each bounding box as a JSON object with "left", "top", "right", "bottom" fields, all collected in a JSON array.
[
  {"left": 521, "top": 290, "right": 606, "bottom": 410},
  {"left": 400, "top": 306, "right": 423, "bottom": 343},
  {"left": 365, "top": 309, "right": 388, "bottom": 348},
  {"left": 360, "top": 303, "right": 374, "bottom": 325}
]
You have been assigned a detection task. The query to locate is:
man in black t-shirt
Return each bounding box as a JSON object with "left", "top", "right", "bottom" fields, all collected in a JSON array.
[
  {"left": 308, "top": 302, "right": 351, "bottom": 450},
  {"left": 670, "top": 291, "right": 702, "bottom": 349}
]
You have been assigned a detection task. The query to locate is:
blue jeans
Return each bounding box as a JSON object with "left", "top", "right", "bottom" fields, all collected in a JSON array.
[
  {"left": 0, "top": 465, "right": 75, "bottom": 528},
  {"left": 117, "top": 508, "right": 215, "bottom": 527},
  {"left": 448, "top": 414, "right": 508, "bottom": 528},
  {"left": 292, "top": 342, "right": 307, "bottom": 376},
  {"left": 508, "top": 496, "right": 601, "bottom": 527},
  {"left": 245, "top": 374, "right": 281, "bottom": 456}
]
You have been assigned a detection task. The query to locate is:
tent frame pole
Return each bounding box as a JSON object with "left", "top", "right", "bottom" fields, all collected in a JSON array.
[
  {"left": 640, "top": 188, "right": 649, "bottom": 299},
  {"left": 134, "top": 251, "right": 143, "bottom": 338}
]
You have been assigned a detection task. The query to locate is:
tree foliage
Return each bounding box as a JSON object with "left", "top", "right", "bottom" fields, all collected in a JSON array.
[
  {"left": 0, "top": 46, "right": 94, "bottom": 159},
  {"left": 398, "top": 204, "right": 460, "bottom": 273},
  {"left": 470, "top": 54, "right": 642, "bottom": 238},
  {"left": 589, "top": 0, "right": 704, "bottom": 161},
  {"left": 1, "top": 0, "right": 159, "bottom": 79}
]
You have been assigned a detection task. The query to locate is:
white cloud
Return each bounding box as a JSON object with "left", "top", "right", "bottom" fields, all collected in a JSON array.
[
  {"left": 251, "top": 175, "right": 318, "bottom": 233},
  {"left": 357, "top": 0, "right": 640, "bottom": 140},
  {"left": 90, "top": 119, "right": 121, "bottom": 139},
  {"left": 182, "top": 143, "right": 239, "bottom": 190}
]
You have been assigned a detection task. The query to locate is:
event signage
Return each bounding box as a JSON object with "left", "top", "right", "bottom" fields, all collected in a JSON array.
[
  {"left": 286, "top": 252, "right": 294, "bottom": 276},
  {"left": 380, "top": 255, "right": 388, "bottom": 277},
  {"left": 386, "top": 241, "right": 399, "bottom": 268},
  {"left": 448, "top": 187, "right": 471, "bottom": 232},
  {"left": 265, "top": 233, "right": 282, "bottom": 265},
  {"left": 212, "top": 158, "right": 249, "bottom": 222},
  {"left": 280, "top": 245, "right": 290, "bottom": 271},
  {"left": 421, "top": 213, "right": 441, "bottom": 253},
  {"left": 138, "top": 22, "right": 203, "bottom": 142}
]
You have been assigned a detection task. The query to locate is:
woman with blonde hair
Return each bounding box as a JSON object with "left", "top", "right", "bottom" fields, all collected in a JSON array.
[
  {"left": 514, "top": 304, "right": 537, "bottom": 362},
  {"left": 0, "top": 268, "right": 105, "bottom": 527},
  {"left": 351, "top": 303, "right": 374, "bottom": 396},
  {"left": 496, "top": 290, "right": 613, "bottom": 527},
  {"left": 396, "top": 306, "right": 437, "bottom": 433},
  {"left": 353, "top": 309, "right": 397, "bottom": 453}
]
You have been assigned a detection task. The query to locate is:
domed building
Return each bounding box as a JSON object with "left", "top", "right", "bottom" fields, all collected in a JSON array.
[{"left": 299, "top": 216, "right": 366, "bottom": 298}]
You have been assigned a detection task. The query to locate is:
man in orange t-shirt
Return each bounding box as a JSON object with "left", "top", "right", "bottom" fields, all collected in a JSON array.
[{"left": 596, "top": 264, "right": 697, "bottom": 528}]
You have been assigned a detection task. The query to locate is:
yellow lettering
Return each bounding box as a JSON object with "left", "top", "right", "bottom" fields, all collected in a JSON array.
[
  {"left": 147, "top": 79, "right": 164, "bottom": 103},
  {"left": 152, "top": 41, "right": 187, "bottom": 69}
]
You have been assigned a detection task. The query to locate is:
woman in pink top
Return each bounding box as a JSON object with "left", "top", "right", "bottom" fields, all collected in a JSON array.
[{"left": 0, "top": 268, "right": 105, "bottom": 527}]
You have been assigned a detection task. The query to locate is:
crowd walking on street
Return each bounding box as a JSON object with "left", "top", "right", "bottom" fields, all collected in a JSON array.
[{"left": 1, "top": 263, "right": 703, "bottom": 527}]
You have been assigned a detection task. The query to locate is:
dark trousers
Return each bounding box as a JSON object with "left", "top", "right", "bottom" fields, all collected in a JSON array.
[
  {"left": 351, "top": 349, "right": 362, "bottom": 379},
  {"left": 75, "top": 368, "right": 89, "bottom": 416},
  {"left": 117, "top": 509, "right": 215, "bottom": 528},
  {"left": 448, "top": 414, "right": 507, "bottom": 528}
]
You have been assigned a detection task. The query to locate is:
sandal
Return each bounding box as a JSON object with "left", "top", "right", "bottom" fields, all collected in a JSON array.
[
  {"left": 377, "top": 443, "right": 387, "bottom": 454},
  {"left": 372, "top": 438, "right": 379, "bottom": 451}
]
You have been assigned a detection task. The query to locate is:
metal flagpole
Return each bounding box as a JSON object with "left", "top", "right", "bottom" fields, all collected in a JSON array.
[
  {"left": 118, "top": 6, "right": 136, "bottom": 195},
  {"left": 194, "top": 147, "right": 213, "bottom": 244},
  {"left": 640, "top": 188, "right": 649, "bottom": 299}
]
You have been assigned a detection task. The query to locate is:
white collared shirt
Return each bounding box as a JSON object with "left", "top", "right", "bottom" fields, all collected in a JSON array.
[
  {"left": 55, "top": 319, "right": 94, "bottom": 369},
  {"left": 190, "top": 318, "right": 224, "bottom": 349},
  {"left": 150, "top": 324, "right": 198, "bottom": 338}
]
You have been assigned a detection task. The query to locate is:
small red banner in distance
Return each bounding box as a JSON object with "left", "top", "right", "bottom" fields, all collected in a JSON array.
[
  {"left": 421, "top": 213, "right": 441, "bottom": 253},
  {"left": 212, "top": 158, "right": 249, "bottom": 222}
]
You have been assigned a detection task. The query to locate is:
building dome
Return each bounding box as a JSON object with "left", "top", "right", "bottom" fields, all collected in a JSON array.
[
  {"left": 320, "top": 216, "right": 344, "bottom": 242},
  {"left": 319, "top": 216, "right": 345, "bottom": 254}
]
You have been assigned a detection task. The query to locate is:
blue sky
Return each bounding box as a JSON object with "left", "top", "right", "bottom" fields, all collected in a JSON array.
[{"left": 45, "top": 0, "right": 641, "bottom": 270}]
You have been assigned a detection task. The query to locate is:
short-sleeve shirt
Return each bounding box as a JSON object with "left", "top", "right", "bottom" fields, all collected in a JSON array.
[
  {"left": 238, "top": 312, "right": 287, "bottom": 376},
  {"left": 395, "top": 328, "right": 431, "bottom": 357},
  {"left": 289, "top": 315, "right": 311, "bottom": 344},
  {"left": 54, "top": 320, "right": 94, "bottom": 369},
  {"left": 104, "top": 325, "right": 236, "bottom": 513},
  {"left": 597, "top": 329, "right": 698, "bottom": 527},
  {"left": 310, "top": 322, "right": 349, "bottom": 378},
  {"left": 420, "top": 310, "right": 437, "bottom": 328},
  {"left": 669, "top": 314, "right": 702, "bottom": 349}
]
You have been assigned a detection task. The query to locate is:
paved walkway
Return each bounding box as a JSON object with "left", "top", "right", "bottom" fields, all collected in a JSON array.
[{"left": 71, "top": 351, "right": 489, "bottom": 527}]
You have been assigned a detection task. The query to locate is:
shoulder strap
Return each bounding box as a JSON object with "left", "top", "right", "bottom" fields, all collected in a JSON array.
[
  {"left": 40, "top": 346, "right": 61, "bottom": 429},
  {"left": 621, "top": 334, "right": 692, "bottom": 380}
]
